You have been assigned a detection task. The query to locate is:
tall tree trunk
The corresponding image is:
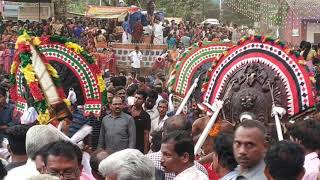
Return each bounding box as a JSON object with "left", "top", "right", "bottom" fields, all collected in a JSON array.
[{"left": 53, "top": 0, "right": 68, "bottom": 18}]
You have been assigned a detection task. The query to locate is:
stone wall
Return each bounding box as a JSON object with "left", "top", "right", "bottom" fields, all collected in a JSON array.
[{"left": 111, "top": 43, "right": 167, "bottom": 74}]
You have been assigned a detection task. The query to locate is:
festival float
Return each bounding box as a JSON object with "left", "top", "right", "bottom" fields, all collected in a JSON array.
[
  {"left": 9, "top": 31, "right": 107, "bottom": 125},
  {"left": 167, "top": 41, "right": 232, "bottom": 113},
  {"left": 195, "top": 35, "right": 318, "bottom": 154},
  {"left": 169, "top": 36, "right": 317, "bottom": 155}
]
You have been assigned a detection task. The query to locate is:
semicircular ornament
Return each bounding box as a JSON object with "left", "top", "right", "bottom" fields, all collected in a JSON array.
[
  {"left": 167, "top": 41, "right": 232, "bottom": 103},
  {"left": 10, "top": 34, "right": 107, "bottom": 119},
  {"left": 202, "top": 36, "right": 315, "bottom": 124}
]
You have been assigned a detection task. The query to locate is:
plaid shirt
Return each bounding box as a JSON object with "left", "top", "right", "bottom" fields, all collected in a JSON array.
[{"left": 146, "top": 151, "right": 208, "bottom": 180}]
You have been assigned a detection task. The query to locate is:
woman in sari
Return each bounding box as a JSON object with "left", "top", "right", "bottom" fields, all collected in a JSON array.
[{"left": 105, "top": 45, "right": 117, "bottom": 74}]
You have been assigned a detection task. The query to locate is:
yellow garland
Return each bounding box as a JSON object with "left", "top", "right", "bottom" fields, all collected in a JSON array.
[
  {"left": 10, "top": 61, "right": 18, "bottom": 74},
  {"left": 32, "top": 37, "right": 42, "bottom": 46},
  {"left": 63, "top": 98, "right": 71, "bottom": 107},
  {"left": 46, "top": 64, "right": 59, "bottom": 78},
  {"left": 15, "top": 31, "right": 31, "bottom": 49},
  {"left": 37, "top": 110, "right": 51, "bottom": 125},
  {"left": 97, "top": 74, "right": 106, "bottom": 92},
  {"left": 22, "top": 64, "right": 36, "bottom": 83},
  {"left": 298, "top": 60, "right": 306, "bottom": 65},
  {"left": 65, "top": 42, "right": 84, "bottom": 54}
]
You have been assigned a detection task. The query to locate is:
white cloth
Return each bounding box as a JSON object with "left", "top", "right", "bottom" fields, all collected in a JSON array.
[
  {"left": 0, "top": 148, "right": 9, "bottom": 160},
  {"left": 82, "top": 152, "right": 94, "bottom": 178},
  {"left": 20, "top": 106, "right": 38, "bottom": 125},
  {"left": 156, "top": 94, "right": 164, "bottom": 107},
  {"left": 129, "top": 51, "right": 142, "bottom": 69},
  {"left": 67, "top": 89, "right": 77, "bottom": 104},
  {"left": 122, "top": 32, "right": 132, "bottom": 43},
  {"left": 145, "top": 105, "right": 160, "bottom": 123},
  {"left": 151, "top": 115, "right": 168, "bottom": 133},
  {"left": 174, "top": 165, "right": 209, "bottom": 180},
  {"left": 153, "top": 23, "right": 164, "bottom": 45},
  {"left": 302, "top": 152, "right": 320, "bottom": 180},
  {"left": 168, "top": 93, "right": 175, "bottom": 114},
  {"left": 5, "top": 159, "right": 39, "bottom": 180},
  {"left": 127, "top": 96, "right": 135, "bottom": 106}
]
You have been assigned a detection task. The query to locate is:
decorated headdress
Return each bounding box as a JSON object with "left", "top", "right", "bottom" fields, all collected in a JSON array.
[
  {"left": 201, "top": 35, "right": 315, "bottom": 124},
  {"left": 10, "top": 31, "right": 107, "bottom": 124},
  {"left": 167, "top": 41, "right": 232, "bottom": 105}
]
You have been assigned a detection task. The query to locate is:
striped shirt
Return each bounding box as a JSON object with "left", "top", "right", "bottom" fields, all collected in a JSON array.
[{"left": 146, "top": 151, "right": 208, "bottom": 180}]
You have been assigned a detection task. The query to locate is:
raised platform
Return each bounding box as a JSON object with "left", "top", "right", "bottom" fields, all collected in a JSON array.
[{"left": 111, "top": 43, "right": 167, "bottom": 75}]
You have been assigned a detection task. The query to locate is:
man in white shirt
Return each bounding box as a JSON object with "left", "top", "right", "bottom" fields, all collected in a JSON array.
[
  {"left": 151, "top": 99, "right": 168, "bottom": 133},
  {"left": 144, "top": 90, "right": 160, "bottom": 123},
  {"left": 160, "top": 130, "right": 208, "bottom": 180},
  {"left": 129, "top": 46, "right": 143, "bottom": 77},
  {"left": 153, "top": 18, "right": 164, "bottom": 45}
]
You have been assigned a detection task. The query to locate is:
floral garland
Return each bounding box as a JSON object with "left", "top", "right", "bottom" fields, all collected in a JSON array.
[
  {"left": 10, "top": 32, "right": 108, "bottom": 124},
  {"left": 9, "top": 31, "right": 70, "bottom": 124},
  {"left": 47, "top": 36, "right": 108, "bottom": 105},
  {"left": 209, "top": 119, "right": 221, "bottom": 137}
]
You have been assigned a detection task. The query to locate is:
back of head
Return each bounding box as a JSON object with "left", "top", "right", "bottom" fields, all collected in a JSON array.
[
  {"left": 163, "top": 114, "right": 191, "bottom": 135},
  {"left": 99, "top": 149, "right": 155, "bottom": 180},
  {"left": 6, "top": 125, "right": 30, "bottom": 155},
  {"left": 162, "top": 130, "right": 194, "bottom": 162},
  {"left": 265, "top": 141, "right": 305, "bottom": 180},
  {"left": 147, "top": 89, "right": 158, "bottom": 100},
  {"left": 289, "top": 119, "right": 320, "bottom": 151},
  {"left": 213, "top": 133, "right": 237, "bottom": 171},
  {"left": 137, "top": 77, "right": 145, "bottom": 84},
  {"left": 90, "top": 149, "right": 110, "bottom": 175},
  {"left": 127, "top": 84, "right": 138, "bottom": 96},
  {"left": 26, "top": 125, "right": 70, "bottom": 160},
  {"left": 136, "top": 90, "right": 148, "bottom": 100}
]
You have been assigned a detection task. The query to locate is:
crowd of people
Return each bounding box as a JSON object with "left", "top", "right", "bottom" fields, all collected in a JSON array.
[
  {"left": 0, "top": 11, "right": 319, "bottom": 180},
  {"left": 0, "top": 15, "right": 255, "bottom": 76},
  {"left": 0, "top": 63, "right": 319, "bottom": 180}
]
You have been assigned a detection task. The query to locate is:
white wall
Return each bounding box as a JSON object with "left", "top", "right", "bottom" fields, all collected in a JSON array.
[{"left": 306, "top": 22, "right": 320, "bottom": 43}]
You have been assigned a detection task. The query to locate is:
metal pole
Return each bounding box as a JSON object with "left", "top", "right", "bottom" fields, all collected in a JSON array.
[
  {"left": 194, "top": 100, "right": 223, "bottom": 155},
  {"left": 39, "top": 0, "right": 41, "bottom": 22},
  {"left": 220, "top": 0, "right": 223, "bottom": 22},
  {"left": 175, "top": 76, "right": 200, "bottom": 115},
  {"left": 100, "top": 0, "right": 102, "bottom": 6}
]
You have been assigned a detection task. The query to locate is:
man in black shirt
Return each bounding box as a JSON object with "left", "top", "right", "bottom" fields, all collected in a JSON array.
[{"left": 129, "top": 90, "right": 151, "bottom": 154}]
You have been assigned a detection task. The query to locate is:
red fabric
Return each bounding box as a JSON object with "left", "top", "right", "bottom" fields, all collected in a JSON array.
[
  {"left": 152, "top": 57, "right": 166, "bottom": 70},
  {"left": 132, "top": 22, "right": 144, "bottom": 41},
  {"left": 2, "top": 48, "right": 11, "bottom": 74},
  {"left": 203, "top": 163, "right": 220, "bottom": 180},
  {"left": 106, "top": 51, "right": 117, "bottom": 74}
]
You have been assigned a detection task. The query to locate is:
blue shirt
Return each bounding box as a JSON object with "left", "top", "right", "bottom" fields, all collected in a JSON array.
[
  {"left": 68, "top": 108, "right": 88, "bottom": 137},
  {"left": 74, "top": 26, "right": 84, "bottom": 38},
  {"left": 167, "top": 38, "right": 177, "bottom": 49},
  {"left": 0, "top": 103, "right": 16, "bottom": 127},
  {"left": 220, "top": 171, "right": 238, "bottom": 180},
  {"left": 122, "top": 21, "right": 132, "bottom": 34}
]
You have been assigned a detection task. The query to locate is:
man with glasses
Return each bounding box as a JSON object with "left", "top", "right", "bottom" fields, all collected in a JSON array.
[{"left": 43, "top": 140, "right": 83, "bottom": 180}]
